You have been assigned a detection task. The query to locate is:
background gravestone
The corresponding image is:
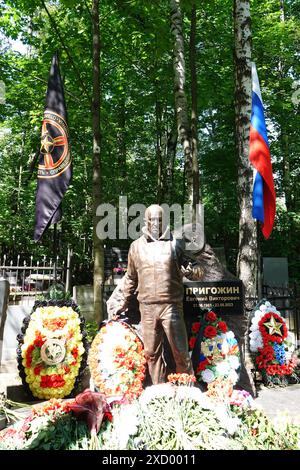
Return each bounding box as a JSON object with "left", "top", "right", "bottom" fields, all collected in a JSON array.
[
  {"left": 263, "top": 257, "right": 289, "bottom": 287},
  {"left": 73, "top": 285, "right": 95, "bottom": 322},
  {"left": 2, "top": 304, "right": 32, "bottom": 362}
]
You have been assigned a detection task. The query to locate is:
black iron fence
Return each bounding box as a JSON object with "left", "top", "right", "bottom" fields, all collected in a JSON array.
[{"left": 0, "top": 254, "right": 70, "bottom": 304}]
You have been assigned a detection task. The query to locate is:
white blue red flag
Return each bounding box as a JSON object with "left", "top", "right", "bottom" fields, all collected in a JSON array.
[{"left": 249, "top": 63, "right": 276, "bottom": 239}]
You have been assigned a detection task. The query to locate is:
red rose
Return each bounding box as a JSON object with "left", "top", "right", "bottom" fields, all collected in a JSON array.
[
  {"left": 204, "top": 325, "right": 217, "bottom": 339},
  {"left": 205, "top": 311, "right": 217, "bottom": 322},
  {"left": 217, "top": 321, "right": 227, "bottom": 333},
  {"left": 189, "top": 337, "right": 197, "bottom": 350},
  {"left": 191, "top": 322, "right": 201, "bottom": 334}
]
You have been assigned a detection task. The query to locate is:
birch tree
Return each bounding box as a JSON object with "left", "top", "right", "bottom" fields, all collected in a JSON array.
[
  {"left": 189, "top": 2, "right": 200, "bottom": 214},
  {"left": 234, "top": 0, "right": 257, "bottom": 303},
  {"left": 92, "top": 0, "right": 104, "bottom": 323},
  {"left": 170, "top": 0, "right": 194, "bottom": 208}
]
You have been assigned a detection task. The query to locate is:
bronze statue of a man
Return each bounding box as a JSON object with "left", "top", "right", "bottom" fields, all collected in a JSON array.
[{"left": 116, "top": 204, "right": 204, "bottom": 384}]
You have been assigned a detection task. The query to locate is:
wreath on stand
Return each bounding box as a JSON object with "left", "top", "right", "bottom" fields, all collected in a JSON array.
[
  {"left": 17, "top": 299, "right": 89, "bottom": 400},
  {"left": 189, "top": 310, "right": 241, "bottom": 387},
  {"left": 88, "top": 319, "right": 146, "bottom": 402},
  {"left": 249, "top": 299, "right": 298, "bottom": 386}
]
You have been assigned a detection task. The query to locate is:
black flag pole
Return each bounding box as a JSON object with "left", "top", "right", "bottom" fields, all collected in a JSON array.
[{"left": 53, "top": 222, "right": 58, "bottom": 284}]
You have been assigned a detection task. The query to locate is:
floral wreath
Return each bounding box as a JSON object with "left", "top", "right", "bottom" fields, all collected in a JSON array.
[
  {"left": 189, "top": 311, "right": 240, "bottom": 386},
  {"left": 17, "top": 300, "right": 88, "bottom": 399},
  {"left": 88, "top": 320, "right": 146, "bottom": 402},
  {"left": 249, "top": 300, "right": 298, "bottom": 385}
]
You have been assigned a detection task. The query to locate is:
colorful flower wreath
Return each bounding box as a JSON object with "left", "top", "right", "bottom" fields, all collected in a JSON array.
[
  {"left": 88, "top": 320, "right": 146, "bottom": 402},
  {"left": 17, "top": 300, "right": 88, "bottom": 399},
  {"left": 249, "top": 300, "right": 298, "bottom": 385},
  {"left": 189, "top": 311, "right": 240, "bottom": 386}
]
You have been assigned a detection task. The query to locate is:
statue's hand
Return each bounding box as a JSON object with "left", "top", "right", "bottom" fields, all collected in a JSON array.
[
  {"left": 181, "top": 262, "right": 204, "bottom": 280},
  {"left": 112, "top": 305, "right": 128, "bottom": 320},
  {"left": 181, "top": 262, "right": 193, "bottom": 278}
]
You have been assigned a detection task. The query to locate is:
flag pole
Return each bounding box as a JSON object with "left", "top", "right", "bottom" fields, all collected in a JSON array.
[
  {"left": 257, "top": 220, "right": 262, "bottom": 300},
  {"left": 53, "top": 223, "right": 58, "bottom": 284}
]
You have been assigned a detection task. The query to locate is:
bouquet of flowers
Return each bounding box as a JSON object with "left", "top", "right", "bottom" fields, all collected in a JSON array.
[
  {"left": 17, "top": 300, "right": 88, "bottom": 399},
  {"left": 0, "top": 391, "right": 112, "bottom": 450},
  {"left": 88, "top": 320, "right": 146, "bottom": 401},
  {"left": 249, "top": 299, "right": 298, "bottom": 386},
  {"left": 167, "top": 373, "right": 196, "bottom": 386},
  {"left": 189, "top": 311, "right": 241, "bottom": 386}
]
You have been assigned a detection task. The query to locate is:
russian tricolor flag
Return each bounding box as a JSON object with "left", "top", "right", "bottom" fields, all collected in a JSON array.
[{"left": 250, "top": 63, "right": 276, "bottom": 239}]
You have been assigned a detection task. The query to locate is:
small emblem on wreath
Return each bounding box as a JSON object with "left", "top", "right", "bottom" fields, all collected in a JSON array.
[{"left": 40, "top": 338, "right": 66, "bottom": 365}]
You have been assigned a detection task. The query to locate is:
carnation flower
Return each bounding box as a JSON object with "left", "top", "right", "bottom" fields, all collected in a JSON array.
[
  {"left": 175, "top": 386, "right": 214, "bottom": 409},
  {"left": 216, "top": 361, "right": 231, "bottom": 376},
  {"left": 225, "top": 331, "right": 235, "bottom": 340},
  {"left": 139, "top": 383, "right": 175, "bottom": 406},
  {"left": 228, "top": 356, "right": 240, "bottom": 370},
  {"left": 112, "top": 403, "right": 139, "bottom": 448},
  {"left": 228, "top": 369, "right": 239, "bottom": 384}
]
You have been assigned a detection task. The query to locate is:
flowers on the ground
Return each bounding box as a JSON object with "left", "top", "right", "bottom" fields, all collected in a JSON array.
[
  {"left": 18, "top": 303, "right": 86, "bottom": 399},
  {"left": 0, "top": 385, "right": 299, "bottom": 451},
  {"left": 88, "top": 321, "right": 146, "bottom": 401},
  {"left": 229, "top": 389, "right": 254, "bottom": 408},
  {"left": 249, "top": 300, "right": 298, "bottom": 385},
  {"left": 206, "top": 377, "right": 234, "bottom": 401},
  {"left": 167, "top": 373, "right": 196, "bottom": 385},
  {"left": 0, "top": 391, "right": 111, "bottom": 450},
  {"left": 189, "top": 312, "right": 240, "bottom": 386}
]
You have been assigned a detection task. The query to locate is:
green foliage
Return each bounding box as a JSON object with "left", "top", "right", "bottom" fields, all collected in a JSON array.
[
  {"left": 231, "top": 406, "right": 300, "bottom": 450},
  {"left": 85, "top": 320, "right": 99, "bottom": 344}
]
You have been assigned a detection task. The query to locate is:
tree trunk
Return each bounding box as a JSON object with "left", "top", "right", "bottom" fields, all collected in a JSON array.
[
  {"left": 189, "top": 2, "right": 200, "bottom": 216},
  {"left": 155, "top": 96, "right": 163, "bottom": 203},
  {"left": 234, "top": 0, "right": 257, "bottom": 304},
  {"left": 278, "top": 1, "right": 292, "bottom": 210},
  {"left": 281, "top": 131, "right": 292, "bottom": 210},
  {"left": 92, "top": 0, "right": 104, "bottom": 324},
  {"left": 17, "top": 129, "right": 26, "bottom": 212},
  {"left": 170, "top": 0, "right": 193, "bottom": 206},
  {"left": 117, "top": 96, "right": 127, "bottom": 190},
  {"left": 165, "top": 118, "right": 178, "bottom": 204}
]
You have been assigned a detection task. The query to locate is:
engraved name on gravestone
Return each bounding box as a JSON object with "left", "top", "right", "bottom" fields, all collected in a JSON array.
[{"left": 184, "top": 280, "right": 244, "bottom": 317}]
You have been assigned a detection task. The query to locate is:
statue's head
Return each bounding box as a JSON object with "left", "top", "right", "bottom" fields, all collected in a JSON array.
[{"left": 144, "top": 204, "right": 164, "bottom": 240}]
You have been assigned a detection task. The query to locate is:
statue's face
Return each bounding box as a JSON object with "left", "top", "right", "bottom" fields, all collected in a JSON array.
[{"left": 145, "top": 205, "right": 163, "bottom": 239}]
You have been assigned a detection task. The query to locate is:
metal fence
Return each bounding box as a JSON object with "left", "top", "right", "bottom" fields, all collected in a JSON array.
[{"left": 0, "top": 254, "right": 70, "bottom": 304}]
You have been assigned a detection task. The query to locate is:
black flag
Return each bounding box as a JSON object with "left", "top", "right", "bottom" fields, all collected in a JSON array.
[{"left": 34, "top": 52, "right": 72, "bottom": 241}]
